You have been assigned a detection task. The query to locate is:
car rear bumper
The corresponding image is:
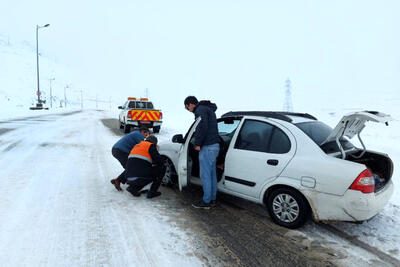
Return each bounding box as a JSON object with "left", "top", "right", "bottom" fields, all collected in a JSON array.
[
  {"left": 342, "top": 180, "right": 394, "bottom": 221},
  {"left": 306, "top": 180, "right": 394, "bottom": 222}
]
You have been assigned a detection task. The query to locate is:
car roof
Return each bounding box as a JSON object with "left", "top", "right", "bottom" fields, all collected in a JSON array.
[{"left": 221, "top": 111, "right": 317, "bottom": 123}]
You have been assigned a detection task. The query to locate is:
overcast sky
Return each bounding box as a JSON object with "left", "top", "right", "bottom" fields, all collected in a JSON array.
[{"left": 1, "top": 0, "right": 399, "bottom": 116}]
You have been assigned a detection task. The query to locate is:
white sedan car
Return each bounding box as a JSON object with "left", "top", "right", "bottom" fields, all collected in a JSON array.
[{"left": 159, "top": 111, "right": 394, "bottom": 228}]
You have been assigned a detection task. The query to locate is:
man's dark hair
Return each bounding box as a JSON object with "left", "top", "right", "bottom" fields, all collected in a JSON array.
[
  {"left": 184, "top": 96, "right": 198, "bottom": 106},
  {"left": 146, "top": 135, "right": 158, "bottom": 145},
  {"left": 139, "top": 126, "right": 150, "bottom": 133}
]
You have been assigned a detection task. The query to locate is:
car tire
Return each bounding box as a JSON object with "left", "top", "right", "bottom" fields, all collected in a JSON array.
[
  {"left": 123, "top": 122, "right": 131, "bottom": 133},
  {"left": 266, "top": 187, "right": 310, "bottom": 229},
  {"left": 119, "top": 120, "right": 124, "bottom": 129},
  {"left": 153, "top": 126, "right": 160, "bottom": 133},
  {"left": 162, "top": 158, "right": 177, "bottom": 186}
]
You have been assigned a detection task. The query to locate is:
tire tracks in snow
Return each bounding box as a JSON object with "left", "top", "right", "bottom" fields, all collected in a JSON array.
[
  {"left": 175, "top": 187, "right": 336, "bottom": 267},
  {"left": 320, "top": 224, "right": 400, "bottom": 267},
  {"left": 210, "top": 190, "right": 400, "bottom": 267},
  {"left": 93, "top": 119, "right": 158, "bottom": 266},
  {"left": 224, "top": 196, "right": 400, "bottom": 266}
]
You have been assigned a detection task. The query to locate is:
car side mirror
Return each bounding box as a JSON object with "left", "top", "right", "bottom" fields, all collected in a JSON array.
[
  {"left": 118, "top": 106, "right": 123, "bottom": 109},
  {"left": 172, "top": 134, "right": 184, "bottom": 144}
]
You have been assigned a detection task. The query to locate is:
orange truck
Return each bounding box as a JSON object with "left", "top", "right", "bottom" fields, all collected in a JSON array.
[{"left": 118, "top": 97, "right": 163, "bottom": 133}]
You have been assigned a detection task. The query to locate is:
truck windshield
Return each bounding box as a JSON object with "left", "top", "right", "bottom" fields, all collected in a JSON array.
[
  {"left": 128, "top": 101, "right": 154, "bottom": 109},
  {"left": 295, "top": 121, "right": 356, "bottom": 154}
]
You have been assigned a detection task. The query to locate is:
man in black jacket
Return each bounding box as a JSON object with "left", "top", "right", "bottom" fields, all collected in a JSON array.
[
  {"left": 184, "top": 96, "right": 220, "bottom": 209},
  {"left": 125, "top": 135, "right": 165, "bottom": 198}
]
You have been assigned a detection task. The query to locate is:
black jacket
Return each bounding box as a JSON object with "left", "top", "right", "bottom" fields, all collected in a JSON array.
[
  {"left": 193, "top": 100, "right": 219, "bottom": 146},
  {"left": 125, "top": 144, "right": 162, "bottom": 178}
]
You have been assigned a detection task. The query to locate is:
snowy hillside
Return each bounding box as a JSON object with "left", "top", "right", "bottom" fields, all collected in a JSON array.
[{"left": 0, "top": 34, "right": 114, "bottom": 120}]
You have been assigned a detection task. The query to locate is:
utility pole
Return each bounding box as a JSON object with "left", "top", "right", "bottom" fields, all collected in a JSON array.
[
  {"left": 64, "top": 85, "right": 69, "bottom": 108},
  {"left": 49, "top": 78, "right": 55, "bottom": 108},
  {"left": 283, "top": 78, "right": 294, "bottom": 112}
]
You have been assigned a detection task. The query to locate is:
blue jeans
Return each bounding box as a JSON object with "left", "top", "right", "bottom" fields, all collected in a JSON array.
[{"left": 199, "top": 143, "right": 220, "bottom": 203}]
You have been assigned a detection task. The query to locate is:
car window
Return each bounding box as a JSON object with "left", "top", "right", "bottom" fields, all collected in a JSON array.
[
  {"left": 234, "top": 119, "right": 291, "bottom": 154},
  {"left": 128, "top": 101, "right": 154, "bottom": 109},
  {"left": 295, "top": 121, "right": 332, "bottom": 145},
  {"left": 128, "top": 101, "right": 136, "bottom": 108},
  {"left": 218, "top": 119, "right": 240, "bottom": 134},
  {"left": 148, "top": 102, "right": 154, "bottom": 109},
  {"left": 218, "top": 118, "right": 241, "bottom": 145},
  {"left": 295, "top": 121, "right": 355, "bottom": 153},
  {"left": 269, "top": 127, "right": 291, "bottom": 153}
]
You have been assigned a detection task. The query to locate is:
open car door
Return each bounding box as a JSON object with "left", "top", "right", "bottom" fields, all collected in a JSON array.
[
  {"left": 178, "top": 118, "right": 201, "bottom": 191},
  {"left": 321, "top": 111, "right": 393, "bottom": 158}
]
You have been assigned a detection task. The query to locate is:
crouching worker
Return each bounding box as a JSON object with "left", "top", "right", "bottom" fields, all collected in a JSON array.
[
  {"left": 125, "top": 135, "right": 165, "bottom": 199},
  {"left": 110, "top": 127, "right": 150, "bottom": 191}
]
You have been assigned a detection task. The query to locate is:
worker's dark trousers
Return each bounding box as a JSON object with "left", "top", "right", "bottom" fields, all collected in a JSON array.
[
  {"left": 111, "top": 147, "right": 129, "bottom": 183},
  {"left": 127, "top": 165, "right": 165, "bottom": 193}
]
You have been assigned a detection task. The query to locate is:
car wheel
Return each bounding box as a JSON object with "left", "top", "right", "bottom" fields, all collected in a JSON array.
[
  {"left": 153, "top": 126, "right": 160, "bottom": 133},
  {"left": 123, "top": 122, "right": 131, "bottom": 133},
  {"left": 267, "top": 187, "right": 310, "bottom": 229},
  {"left": 119, "top": 120, "right": 124, "bottom": 129},
  {"left": 162, "top": 158, "right": 177, "bottom": 186}
]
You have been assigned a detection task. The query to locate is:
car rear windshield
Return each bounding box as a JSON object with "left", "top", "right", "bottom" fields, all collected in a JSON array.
[
  {"left": 128, "top": 101, "right": 154, "bottom": 109},
  {"left": 295, "top": 121, "right": 355, "bottom": 153}
]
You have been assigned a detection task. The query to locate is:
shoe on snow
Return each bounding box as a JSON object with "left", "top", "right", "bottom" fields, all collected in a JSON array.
[
  {"left": 111, "top": 179, "right": 123, "bottom": 191},
  {"left": 192, "top": 200, "right": 211, "bottom": 209},
  {"left": 147, "top": 191, "right": 162, "bottom": 199},
  {"left": 126, "top": 186, "right": 141, "bottom": 197}
]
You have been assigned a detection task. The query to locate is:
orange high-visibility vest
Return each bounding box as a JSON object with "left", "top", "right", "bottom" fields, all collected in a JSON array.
[{"left": 128, "top": 141, "right": 153, "bottom": 163}]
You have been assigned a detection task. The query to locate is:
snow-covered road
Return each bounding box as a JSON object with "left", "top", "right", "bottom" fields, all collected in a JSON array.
[{"left": 0, "top": 110, "right": 203, "bottom": 266}]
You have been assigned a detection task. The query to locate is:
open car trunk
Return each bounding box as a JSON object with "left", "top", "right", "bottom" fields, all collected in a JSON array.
[
  {"left": 321, "top": 111, "right": 393, "bottom": 159},
  {"left": 345, "top": 150, "right": 394, "bottom": 193}
]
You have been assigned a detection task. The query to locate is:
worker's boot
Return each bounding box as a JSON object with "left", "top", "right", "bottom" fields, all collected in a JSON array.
[
  {"left": 110, "top": 178, "right": 123, "bottom": 191},
  {"left": 147, "top": 191, "right": 162, "bottom": 199},
  {"left": 126, "top": 186, "right": 141, "bottom": 197}
]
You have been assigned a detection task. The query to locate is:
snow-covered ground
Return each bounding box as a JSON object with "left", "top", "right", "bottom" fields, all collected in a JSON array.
[{"left": 0, "top": 110, "right": 208, "bottom": 266}]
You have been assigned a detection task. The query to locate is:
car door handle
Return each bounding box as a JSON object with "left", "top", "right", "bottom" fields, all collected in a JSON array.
[{"left": 267, "top": 159, "right": 279, "bottom": 166}]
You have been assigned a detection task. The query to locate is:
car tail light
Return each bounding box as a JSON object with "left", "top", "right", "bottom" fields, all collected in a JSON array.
[
  {"left": 159, "top": 112, "right": 163, "bottom": 120},
  {"left": 127, "top": 110, "right": 132, "bottom": 119},
  {"left": 349, "top": 169, "right": 375, "bottom": 194}
]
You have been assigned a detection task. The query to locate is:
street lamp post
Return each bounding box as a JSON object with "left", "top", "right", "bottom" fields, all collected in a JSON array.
[{"left": 35, "top": 23, "right": 50, "bottom": 108}]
